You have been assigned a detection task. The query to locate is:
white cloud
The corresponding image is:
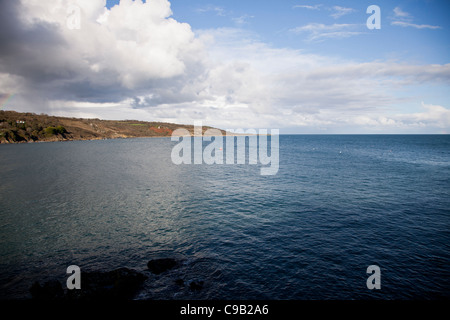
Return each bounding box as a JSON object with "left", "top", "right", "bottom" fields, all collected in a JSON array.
[
  {"left": 0, "top": 0, "right": 206, "bottom": 99},
  {"left": 290, "top": 23, "right": 363, "bottom": 41},
  {"left": 393, "top": 7, "right": 411, "bottom": 19},
  {"left": 330, "top": 6, "right": 356, "bottom": 19},
  {"left": 292, "top": 4, "right": 356, "bottom": 19},
  {"left": 343, "top": 102, "right": 450, "bottom": 131},
  {"left": 394, "top": 102, "right": 450, "bottom": 127},
  {"left": 28, "top": 0, "right": 201, "bottom": 86},
  {"left": 293, "top": 5, "right": 322, "bottom": 10},
  {"left": 391, "top": 6, "right": 441, "bottom": 30},
  {"left": 293, "top": 23, "right": 355, "bottom": 32},
  {"left": 196, "top": 5, "right": 226, "bottom": 16},
  {"left": 232, "top": 14, "right": 254, "bottom": 27},
  {"left": 391, "top": 21, "right": 441, "bottom": 30}
]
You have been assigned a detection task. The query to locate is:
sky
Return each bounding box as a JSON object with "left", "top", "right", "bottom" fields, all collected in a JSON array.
[{"left": 0, "top": 0, "right": 449, "bottom": 133}]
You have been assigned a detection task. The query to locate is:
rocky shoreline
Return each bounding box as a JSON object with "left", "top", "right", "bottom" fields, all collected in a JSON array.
[{"left": 29, "top": 258, "right": 204, "bottom": 301}]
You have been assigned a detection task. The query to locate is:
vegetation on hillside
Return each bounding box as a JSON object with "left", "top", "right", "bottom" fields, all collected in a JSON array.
[{"left": 0, "top": 110, "right": 225, "bottom": 143}]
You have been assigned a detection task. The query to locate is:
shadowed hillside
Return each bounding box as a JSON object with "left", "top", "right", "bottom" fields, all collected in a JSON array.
[{"left": 0, "top": 110, "right": 226, "bottom": 143}]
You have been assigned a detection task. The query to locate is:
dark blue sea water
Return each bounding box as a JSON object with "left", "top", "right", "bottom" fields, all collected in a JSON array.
[{"left": 0, "top": 135, "right": 449, "bottom": 300}]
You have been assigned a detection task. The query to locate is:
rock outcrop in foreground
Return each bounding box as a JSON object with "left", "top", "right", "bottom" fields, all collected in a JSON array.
[
  {"left": 29, "top": 258, "right": 207, "bottom": 300},
  {"left": 30, "top": 268, "right": 147, "bottom": 301},
  {"left": 147, "top": 258, "right": 178, "bottom": 275}
]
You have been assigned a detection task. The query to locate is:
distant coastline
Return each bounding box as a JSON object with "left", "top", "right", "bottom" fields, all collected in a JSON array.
[{"left": 0, "top": 110, "right": 227, "bottom": 144}]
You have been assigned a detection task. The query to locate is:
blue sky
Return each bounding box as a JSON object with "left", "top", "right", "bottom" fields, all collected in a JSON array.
[
  {"left": 1, "top": 0, "right": 449, "bottom": 133},
  {"left": 105, "top": 0, "right": 450, "bottom": 64}
]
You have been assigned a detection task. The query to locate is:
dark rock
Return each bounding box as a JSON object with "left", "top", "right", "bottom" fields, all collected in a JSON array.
[
  {"left": 189, "top": 280, "right": 204, "bottom": 291},
  {"left": 175, "top": 279, "right": 184, "bottom": 286},
  {"left": 147, "top": 258, "right": 178, "bottom": 274},
  {"left": 30, "top": 267, "right": 147, "bottom": 301},
  {"left": 68, "top": 267, "right": 147, "bottom": 300},
  {"left": 30, "top": 280, "right": 64, "bottom": 300}
]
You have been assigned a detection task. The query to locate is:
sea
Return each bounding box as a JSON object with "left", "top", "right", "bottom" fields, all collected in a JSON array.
[{"left": 0, "top": 135, "right": 449, "bottom": 300}]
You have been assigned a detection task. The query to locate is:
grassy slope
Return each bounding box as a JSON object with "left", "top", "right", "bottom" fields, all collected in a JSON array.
[{"left": 0, "top": 110, "right": 225, "bottom": 143}]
